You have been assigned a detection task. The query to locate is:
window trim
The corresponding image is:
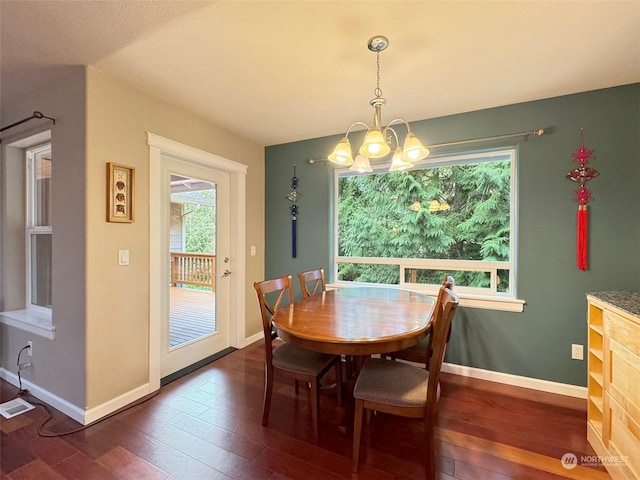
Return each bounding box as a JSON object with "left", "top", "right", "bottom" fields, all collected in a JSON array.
[
  {"left": 0, "top": 133, "right": 55, "bottom": 338},
  {"left": 0, "top": 308, "right": 55, "bottom": 339},
  {"left": 26, "top": 143, "right": 53, "bottom": 310},
  {"left": 332, "top": 147, "right": 524, "bottom": 312}
]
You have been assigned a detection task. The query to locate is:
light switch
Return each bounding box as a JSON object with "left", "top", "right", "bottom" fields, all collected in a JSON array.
[
  {"left": 118, "top": 250, "right": 130, "bottom": 266},
  {"left": 250, "top": 246, "right": 257, "bottom": 257}
]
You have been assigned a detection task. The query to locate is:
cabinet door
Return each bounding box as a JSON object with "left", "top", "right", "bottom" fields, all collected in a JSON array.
[
  {"left": 608, "top": 337, "right": 640, "bottom": 412},
  {"left": 606, "top": 312, "right": 640, "bottom": 480},
  {"left": 604, "top": 309, "right": 640, "bottom": 357},
  {"left": 607, "top": 394, "right": 640, "bottom": 480}
]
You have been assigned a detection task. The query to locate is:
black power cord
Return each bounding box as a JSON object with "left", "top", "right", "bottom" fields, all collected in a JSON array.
[
  {"left": 9, "top": 344, "right": 57, "bottom": 435},
  {"left": 9, "top": 344, "right": 160, "bottom": 437},
  {"left": 11, "top": 344, "right": 31, "bottom": 399}
]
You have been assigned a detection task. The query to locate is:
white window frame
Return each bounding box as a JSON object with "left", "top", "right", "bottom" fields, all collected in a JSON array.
[
  {"left": 331, "top": 148, "right": 525, "bottom": 312},
  {"left": 26, "top": 143, "right": 53, "bottom": 313},
  {"left": 0, "top": 134, "right": 55, "bottom": 339}
]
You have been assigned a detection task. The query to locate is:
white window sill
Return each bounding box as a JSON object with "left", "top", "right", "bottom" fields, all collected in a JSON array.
[
  {"left": 328, "top": 282, "right": 525, "bottom": 313},
  {"left": 0, "top": 309, "right": 55, "bottom": 339},
  {"left": 456, "top": 293, "right": 525, "bottom": 312}
]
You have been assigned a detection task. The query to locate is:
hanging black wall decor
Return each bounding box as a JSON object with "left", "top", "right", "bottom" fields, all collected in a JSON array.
[{"left": 286, "top": 165, "right": 299, "bottom": 258}]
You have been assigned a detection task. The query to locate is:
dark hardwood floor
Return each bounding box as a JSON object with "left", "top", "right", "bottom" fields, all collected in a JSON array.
[{"left": 1, "top": 340, "right": 610, "bottom": 479}]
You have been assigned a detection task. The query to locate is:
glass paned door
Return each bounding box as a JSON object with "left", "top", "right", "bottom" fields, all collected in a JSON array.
[
  {"left": 169, "top": 177, "right": 217, "bottom": 348},
  {"left": 160, "top": 157, "right": 230, "bottom": 378}
]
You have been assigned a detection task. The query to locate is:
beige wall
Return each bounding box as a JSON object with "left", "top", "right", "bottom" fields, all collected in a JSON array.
[
  {"left": 1, "top": 66, "right": 265, "bottom": 416},
  {"left": 85, "top": 67, "right": 265, "bottom": 407}
]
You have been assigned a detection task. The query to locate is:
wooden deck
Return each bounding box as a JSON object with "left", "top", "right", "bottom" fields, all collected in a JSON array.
[{"left": 169, "top": 286, "right": 216, "bottom": 347}]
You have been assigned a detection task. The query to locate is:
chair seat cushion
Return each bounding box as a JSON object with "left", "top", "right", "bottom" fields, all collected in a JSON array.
[
  {"left": 272, "top": 343, "right": 337, "bottom": 375},
  {"left": 354, "top": 358, "right": 430, "bottom": 407}
]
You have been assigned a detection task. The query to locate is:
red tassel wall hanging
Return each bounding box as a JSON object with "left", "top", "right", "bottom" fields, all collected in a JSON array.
[
  {"left": 566, "top": 129, "right": 598, "bottom": 271},
  {"left": 577, "top": 205, "right": 588, "bottom": 270}
]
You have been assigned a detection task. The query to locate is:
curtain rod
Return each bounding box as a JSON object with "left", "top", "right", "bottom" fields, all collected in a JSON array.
[
  {"left": 0, "top": 111, "right": 56, "bottom": 133},
  {"left": 307, "top": 128, "right": 546, "bottom": 165}
]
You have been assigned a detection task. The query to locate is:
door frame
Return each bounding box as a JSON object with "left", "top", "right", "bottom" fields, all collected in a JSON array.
[{"left": 147, "top": 132, "right": 247, "bottom": 392}]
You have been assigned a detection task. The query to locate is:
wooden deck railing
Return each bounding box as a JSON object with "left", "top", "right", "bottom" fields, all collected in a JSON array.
[{"left": 171, "top": 252, "right": 215, "bottom": 290}]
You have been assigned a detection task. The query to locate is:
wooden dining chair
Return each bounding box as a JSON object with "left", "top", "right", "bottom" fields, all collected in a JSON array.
[
  {"left": 351, "top": 286, "right": 459, "bottom": 475},
  {"left": 297, "top": 268, "right": 327, "bottom": 297},
  {"left": 298, "top": 267, "right": 352, "bottom": 390},
  {"left": 382, "top": 274, "right": 455, "bottom": 369},
  {"left": 253, "top": 275, "right": 342, "bottom": 441}
]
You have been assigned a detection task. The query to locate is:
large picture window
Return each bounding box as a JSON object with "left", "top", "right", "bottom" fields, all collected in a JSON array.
[{"left": 334, "top": 148, "right": 521, "bottom": 309}]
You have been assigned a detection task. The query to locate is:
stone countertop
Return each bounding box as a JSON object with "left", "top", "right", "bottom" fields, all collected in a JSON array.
[{"left": 587, "top": 291, "right": 640, "bottom": 318}]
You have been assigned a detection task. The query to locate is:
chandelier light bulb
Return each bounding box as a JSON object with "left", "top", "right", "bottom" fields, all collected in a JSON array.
[
  {"left": 401, "top": 133, "right": 430, "bottom": 162},
  {"left": 328, "top": 137, "right": 354, "bottom": 165},
  {"left": 360, "top": 127, "right": 391, "bottom": 158},
  {"left": 349, "top": 155, "right": 373, "bottom": 173},
  {"left": 389, "top": 147, "right": 413, "bottom": 172}
]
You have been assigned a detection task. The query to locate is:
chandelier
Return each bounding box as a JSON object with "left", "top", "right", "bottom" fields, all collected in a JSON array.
[{"left": 328, "top": 35, "right": 430, "bottom": 173}]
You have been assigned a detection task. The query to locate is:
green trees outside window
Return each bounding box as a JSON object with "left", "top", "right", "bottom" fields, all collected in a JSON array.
[
  {"left": 182, "top": 190, "right": 217, "bottom": 254},
  {"left": 336, "top": 149, "right": 515, "bottom": 294}
]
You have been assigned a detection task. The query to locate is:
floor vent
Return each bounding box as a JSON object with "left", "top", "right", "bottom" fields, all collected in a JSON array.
[{"left": 0, "top": 397, "right": 35, "bottom": 419}]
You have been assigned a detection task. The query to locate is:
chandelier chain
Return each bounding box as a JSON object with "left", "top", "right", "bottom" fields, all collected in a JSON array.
[{"left": 374, "top": 50, "right": 382, "bottom": 99}]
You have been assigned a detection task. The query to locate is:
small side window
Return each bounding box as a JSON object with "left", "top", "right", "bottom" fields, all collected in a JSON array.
[{"left": 27, "top": 144, "right": 52, "bottom": 309}]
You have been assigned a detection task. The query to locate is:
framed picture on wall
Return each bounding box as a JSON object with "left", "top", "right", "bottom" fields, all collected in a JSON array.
[{"left": 107, "top": 162, "right": 135, "bottom": 223}]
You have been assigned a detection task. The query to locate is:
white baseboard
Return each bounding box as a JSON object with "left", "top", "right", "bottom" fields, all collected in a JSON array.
[
  {"left": 0, "top": 367, "right": 153, "bottom": 425},
  {"left": 84, "top": 383, "right": 152, "bottom": 425},
  {"left": 241, "top": 331, "right": 263, "bottom": 348},
  {"left": 0, "top": 368, "right": 86, "bottom": 423},
  {"left": 237, "top": 338, "right": 587, "bottom": 399},
  {"left": 238, "top": 337, "right": 588, "bottom": 398},
  {"left": 441, "top": 362, "right": 587, "bottom": 399}
]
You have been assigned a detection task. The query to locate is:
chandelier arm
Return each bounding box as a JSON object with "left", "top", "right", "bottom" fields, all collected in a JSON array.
[
  {"left": 384, "top": 126, "right": 400, "bottom": 148},
  {"left": 384, "top": 118, "right": 411, "bottom": 133},
  {"left": 345, "top": 121, "right": 370, "bottom": 137}
]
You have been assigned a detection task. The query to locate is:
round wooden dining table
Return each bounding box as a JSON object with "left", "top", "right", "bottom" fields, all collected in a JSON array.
[{"left": 272, "top": 286, "right": 435, "bottom": 357}]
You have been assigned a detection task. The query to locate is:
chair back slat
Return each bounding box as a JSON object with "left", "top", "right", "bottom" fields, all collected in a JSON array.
[
  {"left": 435, "top": 274, "right": 455, "bottom": 344},
  {"left": 425, "top": 287, "right": 459, "bottom": 412},
  {"left": 253, "top": 275, "right": 294, "bottom": 357},
  {"left": 297, "top": 268, "right": 327, "bottom": 297}
]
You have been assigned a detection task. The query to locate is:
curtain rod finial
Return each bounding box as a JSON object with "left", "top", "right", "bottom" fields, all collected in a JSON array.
[{"left": 308, "top": 159, "right": 328, "bottom": 165}]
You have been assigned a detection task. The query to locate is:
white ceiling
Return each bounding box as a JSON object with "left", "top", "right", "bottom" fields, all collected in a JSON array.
[{"left": 2, "top": 1, "right": 639, "bottom": 147}]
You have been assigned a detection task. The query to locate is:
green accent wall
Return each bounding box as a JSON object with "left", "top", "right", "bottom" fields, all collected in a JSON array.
[{"left": 265, "top": 84, "right": 640, "bottom": 387}]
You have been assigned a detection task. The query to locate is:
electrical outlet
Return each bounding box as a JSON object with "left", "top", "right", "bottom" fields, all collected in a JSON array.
[
  {"left": 571, "top": 343, "right": 583, "bottom": 360},
  {"left": 27, "top": 340, "right": 33, "bottom": 357}
]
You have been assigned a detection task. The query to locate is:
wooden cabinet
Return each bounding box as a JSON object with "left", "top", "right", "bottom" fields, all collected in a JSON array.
[
  {"left": 588, "top": 301, "right": 605, "bottom": 436},
  {"left": 587, "top": 292, "right": 640, "bottom": 480}
]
